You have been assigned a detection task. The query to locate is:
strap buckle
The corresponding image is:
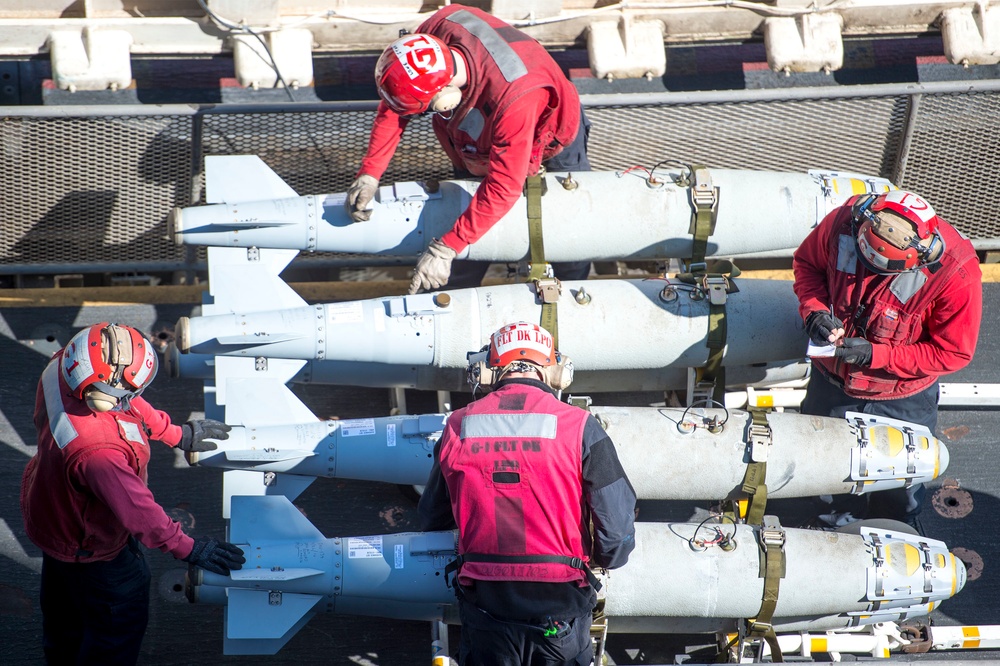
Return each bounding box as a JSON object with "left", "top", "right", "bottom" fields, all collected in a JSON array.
[
  {"left": 749, "top": 423, "right": 772, "bottom": 463},
  {"left": 746, "top": 620, "right": 773, "bottom": 637},
  {"left": 533, "top": 277, "right": 562, "bottom": 304},
  {"left": 689, "top": 167, "right": 718, "bottom": 211},
  {"left": 759, "top": 517, "right": 786, "bottom": 550},
  {"left": 702, "top": 275, "right": 729, "bottom": 306},
  {"left": 687, "top": 261, "right": 708, "bottom": 274}
]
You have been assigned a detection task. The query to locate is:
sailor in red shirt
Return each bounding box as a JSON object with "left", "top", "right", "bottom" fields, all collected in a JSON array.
[
  {"left": 345, "top": 4, "right": 592, "bottom": 294},
  {"left": 419, "top": 322, "right": 636, "bottom": 665},
  {"left": 20, "top": 322, "right": 245, "bottom": 665},
  {"left": 793, "top": 190, "right": 982, "bottom": 530}
]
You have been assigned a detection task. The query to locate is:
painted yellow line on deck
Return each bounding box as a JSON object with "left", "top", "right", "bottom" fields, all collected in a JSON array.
[{"left": 2, "top": 265, "right": 998, "bottom": 308}]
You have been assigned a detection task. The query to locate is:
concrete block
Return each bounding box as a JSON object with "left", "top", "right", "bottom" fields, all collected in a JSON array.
[
  {"left": 941, "top": 6, "right": 1000, "bottom": 66},
  {"left": 587, "top": 18, "right": 666, "bottom": 81},
  {"left": 764, "top": 13, "right": 843, "bottom": 74},
  {"left": 48, "top": 27, "right": 132, "bottom": 91},
  {"left": 233, "top": 28, "right": 314, "bottom": 90}
]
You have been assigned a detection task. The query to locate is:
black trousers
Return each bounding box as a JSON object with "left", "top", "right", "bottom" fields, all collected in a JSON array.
[
  {"left": 800, "top": 373, "right": 940, "bottom": 519},
  {"left": 458, "top": 600, "right": 593, "bottom": 666},
  {"left": 447, "top": 107, "right": 594, "bottom": 290},
  {"left": 40, "top": 538, "right": 151, "bottom": 666}
]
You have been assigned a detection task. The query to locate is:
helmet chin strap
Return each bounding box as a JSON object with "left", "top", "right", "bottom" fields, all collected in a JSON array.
[
  {"left": 86, "top": 391, "right": 118, "bottom": 413},
  {"left": 84, "top": 381, "right": 143, "bottom": 412}
]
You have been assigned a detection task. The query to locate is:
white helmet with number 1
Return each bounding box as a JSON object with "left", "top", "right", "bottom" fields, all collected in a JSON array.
[{"left": 62, "top": 322, "right": 158, "bottom": 412}]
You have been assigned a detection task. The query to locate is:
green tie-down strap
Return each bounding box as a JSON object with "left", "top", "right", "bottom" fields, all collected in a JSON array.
[
  {"left": 687, "top": 165, "right": 719, "bottom": 270},
  {"left": 534, "top": 277, "right": 561, "bottom": 351},
  {"left": 675, "top": 263, "right": 742, "bottom": 404},
  {"left": 741, "top": 407, "right": 773, "bottom": 526},
  {"left": 747, "top": 517, "right": 787, "bottom": 662},
  {"left": 525, "top": 173, "right": 549, "bottom": 281}
]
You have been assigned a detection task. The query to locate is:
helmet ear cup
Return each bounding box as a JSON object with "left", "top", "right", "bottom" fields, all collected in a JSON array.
[
  {"left": 540, "top": 355, "right": 574, "bottom": 391},
  {"left": 85, "top": 389, "right": 118, "bottom": 412},
  {"left": 429, "top": 84, "right": 461, "bottom": 113}
]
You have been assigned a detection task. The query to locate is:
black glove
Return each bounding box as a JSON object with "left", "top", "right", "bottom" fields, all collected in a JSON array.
[
  {"left": 805, "top": 310, "right": 845, "bottom": 345},
  {"left": 835, "top": 337, "right": 873, "bottom": 366},
  {"left": 183, "top": 536, "right": 246, "bottom": 576},
  {"left": 178, "top": 419, "right": 231, "bottom": 452}
]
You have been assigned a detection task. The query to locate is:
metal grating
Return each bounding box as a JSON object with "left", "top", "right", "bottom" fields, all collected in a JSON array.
[
  {"left": 0, "top": 115, "right": 192, "bottom": 269},
  {"left": 586, "top": 96, "right": 906, "bottom": 176},
  {"left": 892, "top": 91, "right": 1000, "bottom": 240},
  {"left": 200, "top": 111, "right": 454, "bottom": 197},
  {"left": 1, "top": 88, "right": 999, "bottom": 275}
]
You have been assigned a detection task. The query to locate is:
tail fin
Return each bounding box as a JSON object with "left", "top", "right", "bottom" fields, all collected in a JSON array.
[
  {"left": 204, "top": 246, "right": 304, "bottom": 315},
  {"left": 224, "top": 589, "right": 321, "bottom": 655},
  {"left": 205, "top": 155, "right": 298, "bottom": 204},
  {"left": 222, "top": 470, "right": 315, "bottom": 519}
]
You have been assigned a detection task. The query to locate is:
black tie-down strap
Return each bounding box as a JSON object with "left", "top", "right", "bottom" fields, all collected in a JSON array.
[{"left": 445, "top": 553, "right": 602, "bottom": 591}]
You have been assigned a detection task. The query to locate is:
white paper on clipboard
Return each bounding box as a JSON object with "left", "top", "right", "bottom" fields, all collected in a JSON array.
[{"left": 807, "top": 342, "right": 837, "bottom": 358}]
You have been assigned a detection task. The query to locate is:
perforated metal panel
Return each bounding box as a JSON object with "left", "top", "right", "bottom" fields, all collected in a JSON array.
[
  {"left": 1, "top": 88, "right": 998, "bottom": 275},
  {"left": 889, "top": 91, "right": 1000, "bottom": 240},
  {"left": 586, "top": 96, "right": 906, "bottom": 175},
  {"left": 200, "top": 111, "right": 453, "bottom": 196},
  {"left": 0, "top": 114, "right": 193, "bottom": 269}
]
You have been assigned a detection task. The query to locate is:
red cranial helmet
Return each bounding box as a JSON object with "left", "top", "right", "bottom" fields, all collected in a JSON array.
[
  {"left": 375, "top": 33, "right": 456, "bottom": 115},
  {"left": 61, "top": 322, "right": 158, "bottom": 410},
  {"left": 854, "top": 190, "right": 944, "bottom": 273},
  {"left": 488, "top": 322, "right": 556, "bottom": 369}
]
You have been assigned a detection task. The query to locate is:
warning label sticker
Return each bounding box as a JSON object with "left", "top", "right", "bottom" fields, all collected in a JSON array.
[
  {"left": 340, "top": 419, "right": 376, "bottom": 437},
  {"left": 348, "top": 536, "right": 383, "bottom": 559},
  {"left": 328, "top": 301, "right": 364, "bottom": 325}
]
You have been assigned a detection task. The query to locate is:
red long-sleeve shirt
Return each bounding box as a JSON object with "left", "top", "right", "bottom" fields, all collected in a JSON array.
[
  {"left": 793, "top": 205, "right": 982, "bottom": 396},
  {"left": 21, "top": 355, "right": 194, "bottom": 562},
  {"left": 360, "top": 91, "right": 550, "bottom": 253},
  {"left": 357, "top": 5, "right": 581, "bottom": 255}
]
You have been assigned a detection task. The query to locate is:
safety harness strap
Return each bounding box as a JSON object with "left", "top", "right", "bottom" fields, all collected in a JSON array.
[
  {"left": 741, "top": 408, "right": 772, "bottom": 525},
  {"left": 747, "top": 517, "right": 786, "bottom": 662},
  {"left": 445, "top": 553, "right": 602, "bottom": 591}
]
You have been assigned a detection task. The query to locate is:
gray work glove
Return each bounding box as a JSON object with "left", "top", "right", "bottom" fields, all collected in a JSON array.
[
  {"left": 805, "top": 310, "right": 845, "bottom": 345},
  {"left": 183, "top": 536, "right": 245, "bottom": 576},
  {"left": 834, "top": 337, "right": 873, "bottom": 366},
  {"left": 178, "top": 419, "right": 231, "bottom": 452},
  {"left": 345, "top": 174, "right": 379, "bottom": 222},
  {"left": 409, "top": 238, "right": 457, "bottom": 294}
]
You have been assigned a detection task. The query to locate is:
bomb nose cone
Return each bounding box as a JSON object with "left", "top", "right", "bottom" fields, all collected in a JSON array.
[
  {"left": 169, "top": 207, "right": 184, "bottom": 244},
  {"left": 953, "top": 553, "right": 968, "bottom": 595},
  {"left": 176, "top": 317, "right": 191, "bottom": 352},
  {"left": 936, "top": 438, "right": 950, "bottom": 479}
]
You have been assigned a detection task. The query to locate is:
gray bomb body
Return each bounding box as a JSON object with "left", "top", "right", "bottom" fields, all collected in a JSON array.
[
  {"left": 192, "top": 496, "right": 965, "bottom": 655},
  {"left": 165, "top": 344, "right": 809, "bottom": 394},
  {"left": 175, "top": 248, "right": 808, "bottom": 392},
  {"left": 172, "top": 156, "right": 895, "bottom": 261},
  {"left": 190, "top": 378, "right": 949, "bottom": 511}
]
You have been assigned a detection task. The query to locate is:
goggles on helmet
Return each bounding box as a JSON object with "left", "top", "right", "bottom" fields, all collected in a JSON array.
[{"left": 61, "top": 323, "right": 159, "bottom": 407}]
